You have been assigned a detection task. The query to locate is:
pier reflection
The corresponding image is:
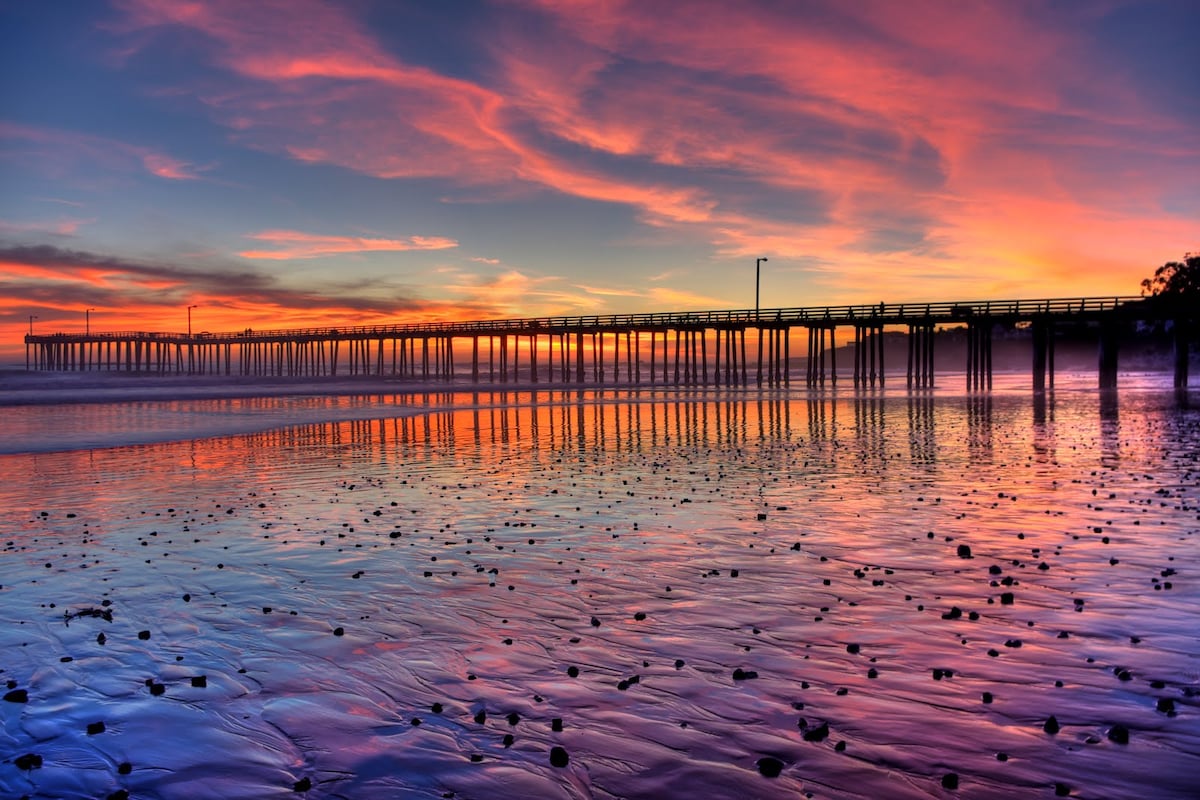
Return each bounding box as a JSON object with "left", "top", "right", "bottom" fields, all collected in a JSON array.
[{"left": 1031, "top": 391, "right": 1057, "bottom": 465}]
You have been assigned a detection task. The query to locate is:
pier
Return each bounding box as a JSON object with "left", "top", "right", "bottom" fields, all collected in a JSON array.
[{"left": 23, "top": 296, "right": 1193, "bottom": 390}]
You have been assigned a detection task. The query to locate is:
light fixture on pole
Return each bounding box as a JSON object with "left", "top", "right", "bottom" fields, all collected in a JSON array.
[
  {"left": 188, "top": 305, "right": 198, "bottom": 336},
  {"left": 28, "top": 315, "right": 38, "bottom": 336},
  {"left": 86, "top": 308, "right": 95, "bottom": 335},
  {"left": 755, "top": 257, "right": 768, "bottom": 320}
]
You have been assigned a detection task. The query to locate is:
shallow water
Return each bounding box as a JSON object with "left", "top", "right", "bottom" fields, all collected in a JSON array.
[{"left": 1, "top": 377, "right": 1198, "bottom": 799}]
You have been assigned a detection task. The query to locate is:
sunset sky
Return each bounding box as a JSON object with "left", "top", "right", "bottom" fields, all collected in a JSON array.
[{"left": 2, "top": 0, "right": 1197, "bottom": 362}]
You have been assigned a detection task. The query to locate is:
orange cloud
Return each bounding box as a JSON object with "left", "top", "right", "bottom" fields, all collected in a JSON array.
[{"left": 238, "top": 230, "right": 459, "bottom": 260}]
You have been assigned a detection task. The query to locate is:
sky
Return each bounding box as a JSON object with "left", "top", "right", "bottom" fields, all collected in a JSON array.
[{"left": 2, "top": 0, "right": 1197, "bottom": 363}]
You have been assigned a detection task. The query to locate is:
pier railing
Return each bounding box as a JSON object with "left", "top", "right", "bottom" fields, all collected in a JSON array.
[{"left": 28, "top": 296, "right": 1146, "bottom": 343}]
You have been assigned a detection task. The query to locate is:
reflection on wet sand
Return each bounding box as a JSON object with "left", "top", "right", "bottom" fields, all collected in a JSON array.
[{"left": 1, "top": 385, "right": 1197, "bottom": 799}]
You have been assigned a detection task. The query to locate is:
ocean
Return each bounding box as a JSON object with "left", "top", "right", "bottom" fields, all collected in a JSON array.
[{"left": 1, "top": 373, "right": 1197, "bottom": 799}]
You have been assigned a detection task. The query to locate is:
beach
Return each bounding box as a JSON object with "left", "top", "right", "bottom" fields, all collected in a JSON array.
[{"left": 1, "top": 374, "right": 1198, "bottom": 799}]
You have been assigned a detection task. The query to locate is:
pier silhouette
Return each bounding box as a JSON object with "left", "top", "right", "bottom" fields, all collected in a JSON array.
[{"left": 23, "top": 295, "right": 1193, "bottom": 389}]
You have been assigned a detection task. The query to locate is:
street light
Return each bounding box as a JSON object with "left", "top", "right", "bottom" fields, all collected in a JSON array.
[
  {"left": 28, "top": 315, "right": 38, "bottom": 336},
  {"left": 188, "top": 305, "right": 198, "bottom": 336},
  {"left": 86, "top": 308, "right": 95, "bottom": 335},
  {"left": 755, "top": 257, "right": 768, "bottom": 320}
]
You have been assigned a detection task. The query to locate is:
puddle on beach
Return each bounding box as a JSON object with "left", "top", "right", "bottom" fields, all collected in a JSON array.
[{"left": 1, "top": 382, "right": 1198, "bottom": 799}]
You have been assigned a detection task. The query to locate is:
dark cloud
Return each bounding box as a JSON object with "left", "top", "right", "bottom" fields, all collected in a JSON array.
[{"left": 0, "top": 242, "right": 431, "bottom": 316}]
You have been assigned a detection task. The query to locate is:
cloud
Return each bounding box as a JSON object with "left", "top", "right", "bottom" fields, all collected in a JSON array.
[
  {"left": 100, "top": 0, "right": 1199, "bottom": 301},
  {"left": 0, "top": 242, "right": 420, "bottom": 314},
  {"left": 1, "top": 122, "right": 202, "bottom": 182},
  {"left": 238, "top": 229, "right": 458, "bottom": 260},
  {"left": 446, "top": 269, "right": 606, "bottom": 316},
  {"left": 0, "top": 218, "right": 94, "bottom": 236}
]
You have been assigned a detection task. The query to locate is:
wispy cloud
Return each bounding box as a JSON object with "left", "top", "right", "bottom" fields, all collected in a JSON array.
[
  {"left": 1, "top": 122, "right": 202, "bottom": 182},
  {"left": 238, "top": 229, "right": 458, "bottom": 260},
  {"left": 0, "top": 218, "right": 94, "bottom": 237}
]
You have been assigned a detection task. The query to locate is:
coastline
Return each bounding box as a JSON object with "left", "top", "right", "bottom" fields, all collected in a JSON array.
[{"left": 0, "top": 370, "right": 471, "bottom": 407}]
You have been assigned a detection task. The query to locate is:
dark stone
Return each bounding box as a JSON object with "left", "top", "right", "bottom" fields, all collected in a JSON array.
[
  {"left": 1107, "top": 724, "right": 1130, "bottom": 744},
  {"left": 191, "top": 676, "right": 207, "bottom": 688},
  {"left": 1000, "top": 592, "right": 1014, "bottom": 605},
  {"left": 107, "top": 791, "right": 129, "bottom": 800},
  {"left": 1054, "top": 783, "right": 1070, "bottom": 797},
  {"left": 549, "top": 746, "right": 570, "bottom": 768},
  {"left": 149, "top": 683, "right": 165, "bottom": 696},
  {"left": 474, "top": 710, "right": 486, "bottom": 724},
  {"left": 942, "top": 773, "right": 959, "bottom": 790},
  {"left": 87, "top": 721, "right": 106, "bottom": 735},
  {"left": 293, "top": 777, "right": 312, "bottom": 792},
  {"left": 567, "top": 666, "right": 580, "bottom": 678},
  {"left": 982, "top": 692, "right": 993, "bottom": 704},
  {"left": 590, "top": 616, "right": 600, "bottom": 627},
  {"left": 732, "top": 668, "right": 758, "bottom": 680},
  {"left": 1156, "top": 698, "right": 1176, "bottom": 715},
  {"left": 634, "top": 612, "right": 646, "bottom": 621},
  {"left": 14, "top": 753, "right": 42, "bottom": 771},
  {"left": 332, "top": 627, "right": 345, "bottom": 636},
  {"left": 846, "top": 643, "right": 860, "bottom": 654},
  {"left": 3, "top": 689, "right": 28, "bottom": 703},
  {"left": 503, "top": 733, "right": 514, "bottom": 747},
  {"left": 942, "top": 606, "right": 962, "bottom": 620},
  {"left": 957, "top": 545, "right": 972, "bottom": 558},
  {"left": 506, "top": 712, "right": 520, "bottom": 726},
  {"left": 757, "top": 756, "right": 784, "bottom": 778},
  {"left": 1043, "top": 716, "right": 1060, "bottom": 735},
  {"left": 137, "top": 630, "right": 151, "bottom": 640},
  {"left": 803, "top": 722, "right": 829, "bottom": 742},
  {"left": 552, "top": 718, "right": 563, "bottom": 732}
]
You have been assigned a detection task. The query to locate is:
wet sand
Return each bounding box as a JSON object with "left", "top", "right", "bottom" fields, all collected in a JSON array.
[{"left": 1, "top": 381, "right": 1198, "bottom": 798}]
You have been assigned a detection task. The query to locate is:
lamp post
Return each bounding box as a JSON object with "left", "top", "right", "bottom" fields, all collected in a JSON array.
[
  {"left": 86, "top": 308, "right": 94, "bottom": 335},
  {"left": 755, "top": 257, "right": 768, "bottom": 320},
  {"left": 26, "top": 315, "right": 38, "bottom": 371},
  {"left": 188, "top": 305, "right": 198, "bottom": 336}
]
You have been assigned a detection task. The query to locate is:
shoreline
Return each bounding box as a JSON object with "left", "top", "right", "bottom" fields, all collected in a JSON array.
[{"left": 1, "top": 367, "right": 1192, "bottom": 408}]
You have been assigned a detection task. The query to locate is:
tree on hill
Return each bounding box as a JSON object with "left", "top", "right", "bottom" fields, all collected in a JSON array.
[{"left": 1141, "top": 253, "right": 1200, "bottom": 301}]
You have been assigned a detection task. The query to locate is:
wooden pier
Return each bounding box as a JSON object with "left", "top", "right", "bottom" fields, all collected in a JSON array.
[{"left": 23, "top": 296, "right": 1193, "bottom": 390}]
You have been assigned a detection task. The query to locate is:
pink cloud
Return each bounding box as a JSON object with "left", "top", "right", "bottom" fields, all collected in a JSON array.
[
  {"left": 106, "top": 0, "right": 1197, "bottom": 301},
  {"left": 0, "top": 217, "right": 93, "bottom": 236},
  {"left": 238, "top": 229, "right": 459, "bottom": 260},
  {"left": 0, "top": 121, "right": 200, "bottom": 181}
]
